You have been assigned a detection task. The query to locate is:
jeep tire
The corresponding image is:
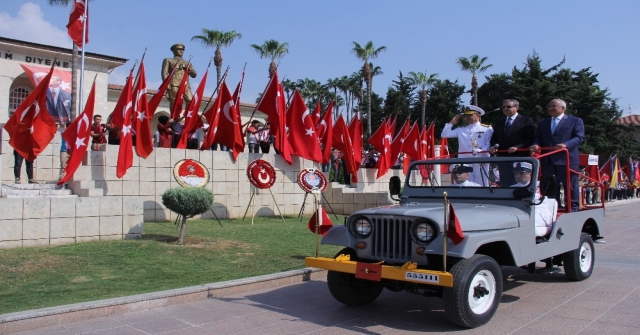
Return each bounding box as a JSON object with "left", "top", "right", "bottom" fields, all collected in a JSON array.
[
  {"left": 326, "top": 248, "right": 383, "bottom": 306},
  {"left": 443, "top": 255, "right": 503, "bottom": 328},
  {"left": 563, "top": 233, "right": 595, "bottom": 281}
]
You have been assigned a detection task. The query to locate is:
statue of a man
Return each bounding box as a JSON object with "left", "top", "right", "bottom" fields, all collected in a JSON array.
[{"left": 161, "top": 43, "right": 197, "bottom": 111}]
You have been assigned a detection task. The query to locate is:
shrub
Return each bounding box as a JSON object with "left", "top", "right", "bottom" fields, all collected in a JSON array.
[{"left": 162, "top": 187, "right": 214, "bottom": 243}]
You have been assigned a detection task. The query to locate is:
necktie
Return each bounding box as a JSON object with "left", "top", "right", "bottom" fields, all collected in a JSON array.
[
  {"left": 551, "top": 117, "right": 558, "bottom": 133},
  {"left": 504, "top": 117, "right": 512, "bottom": 133},
  {"left": 51, "top": 90, "right": 57, "bottom": 107}
]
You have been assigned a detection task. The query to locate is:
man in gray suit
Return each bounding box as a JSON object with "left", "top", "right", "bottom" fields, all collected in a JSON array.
[{"left": 530, "top": 99, "right": 585, "bottom": 212}]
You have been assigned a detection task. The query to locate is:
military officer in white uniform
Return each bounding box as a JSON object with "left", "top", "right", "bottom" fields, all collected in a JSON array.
[
  {"left": 450, "top": 164, "right": 481, "bottom": 187},
  {"left": 510, "top": 161, "right": 556, "bottom": 236},
  {"left": 441, "top": 106, "right": 493, "bottom": 186}
]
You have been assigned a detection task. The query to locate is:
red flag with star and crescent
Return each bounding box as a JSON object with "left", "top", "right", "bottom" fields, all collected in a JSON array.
[
  {"left": 200, "top": 94, "right": 222, "bottom": 151},
  {"left": 448, "top": 202, "right": 465, "bottom": 245},
  {"left": 132, "top": 62, "right": 153, "bottom": 158},
  {"left": 368, "top": 119, "right": 392, "bottom": 179},
  {"left": 109, "top": 69, "right": 134, "bottom": 130},
  {"left": 116, "top": 74, "right": 134, "bottom": 179},
  {"left": 287, "top": 90, "right": 322, "bottom": 162},
  {"left": 255, "top": 71, "right": 292, "bottom": 164},
  {"left": 348, "top": 115, "right": 363, "bottom": 170},
  {"left": 3, "top": 63, "right": 57, "bottom": 162},
  {"left": 332, "top": 115, "right": 358, "bottom": 183},
  {"left": 390, "top": 118, "right": 410, "bottom": 168},
  {"left": 177, "top": 69, "right": 208, "bottom": 149},
  {"left": 214, "top": 80, "right": 244, "bottom": 160},
  {"left": 66, "top": 0, "right": 88, "bottom": 48},
  {"left": 316, "top": 101, "right": 334, "bottom": 164},
  {"left": 57, "top": 79, "right": 96, "bottom": 186}
]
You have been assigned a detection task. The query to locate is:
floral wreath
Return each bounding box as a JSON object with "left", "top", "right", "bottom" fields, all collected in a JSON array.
[
  {"left": 247, "top": 159, "right": 276, "bottom": 189},
  {"left": 173, "top": 159, "right": 210, "bottom": 188},
  {"left": 297, "top": 168, "right": 328, "bottom": 193}
]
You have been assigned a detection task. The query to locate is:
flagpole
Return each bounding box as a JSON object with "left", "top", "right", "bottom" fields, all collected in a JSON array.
[
  {"left": 235, "top": 62, "right": 247, "bottom": 106},
  {"left": 245, "top": 66, "right": 280, "bottom": 128},
  {"left": 78, "top": 0, "right": 88, "bottom": 114},
  {"left": 132, "top": 48, "right": 148, "bottom": 88},
  {"left": 199, "top": 64, "right": 229, "bottom": 115},
  {"left": 442, "top": 191, "right": 448, "bottom": 273}
]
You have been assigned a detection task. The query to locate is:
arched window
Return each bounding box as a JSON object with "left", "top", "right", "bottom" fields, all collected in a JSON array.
[{"left": 9, "top": 86, "right": 31, "bottom": 117}]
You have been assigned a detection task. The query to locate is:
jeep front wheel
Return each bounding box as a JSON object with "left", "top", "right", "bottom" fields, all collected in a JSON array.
[
  {"left": 326, "top": 248, "right": 383, "bottom": 306},
  {"left": 443, "top": 255, "right": 503, "bottom": 328},
  {"left": 563, "top": 233, "right": 595, "bottom": 281}
]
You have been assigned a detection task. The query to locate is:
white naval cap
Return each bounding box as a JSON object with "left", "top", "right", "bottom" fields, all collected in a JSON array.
[
  {"left": 513, "top": 162, "right": 533, "bottom": 172},
  {"left": 450, "top": 163, "right": 474, "bottom": 173},
  {"left": 463, "top": 105, "right": 485, "bottom": 116}
]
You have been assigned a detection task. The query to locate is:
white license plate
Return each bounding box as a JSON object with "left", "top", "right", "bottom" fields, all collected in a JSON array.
[{"left": 405, "top": 271, "right": 440, "bottom": 283}]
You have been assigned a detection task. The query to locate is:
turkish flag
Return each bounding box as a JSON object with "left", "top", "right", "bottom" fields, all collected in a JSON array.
[
  {"left": 287, "top": 90, "right": 322, "bottom": 162},
  {"left": 332, "top": 115, "right": 357, "bottom": 183},
  {"left": 368, "top": 119, "right": 392, "bottom": 179},
  {"left": 200, "top": 95, "right": 222, "bottom": 150},
  {"left": 389, "top": 115, "right": 397, "bottom": 135},
  {"left": 57, "top": 80, "right": 95, "bottom": 186},
  {"left": 402, "top": 121, "right": 421, "bottom": 162},
  {"left": 307, "top": 207, "right": 333, "bottom": 236},
  {"left": 4, "top": 64, "right": 57, "bottom": 162},
  {"left": 231, "top": 77, "right": 246, "bottom": 150},
  {"left": 311, "top": 100, "right": 321, "bottom": 127},
  {"left": 316, "top": 101, "right": 333, "bottom": 164},
  {"left": 214, "top": 81, "right": 244, "bottom": 160},
  {"left": 132, "top": 62, "right": 153, "bottom": 158},
  {"left": 148, "top": 64, "right": 176, "bottom": 117},
  {"left": 66, "top": 0, "right": 88, "bottom": 48},
  {"left": 116, "top": 75, "right": 134, "bottom": 178},
  {"left": 348, "top": 115, "right": 363, "bottom": 170},
  {"left": 447, "top": 203, "right": 465, "bottom": 245},
  {"left": 171, "top": 62, "right": 191, "bottom": 120},
  {"left": 177, "top": 69, "right": 208, "bottom": 149},
  {"left": 390, "top": 118, "right": 410, "bottom": 167},
  {"left": 255, "top": 71, "right": 291, "bottom": 164},
  {"left": 440, "top": 137, "right": 450, "bottom": 173},
  {"left": 109, "top": 69, "right": 134, "bottom": 130}
]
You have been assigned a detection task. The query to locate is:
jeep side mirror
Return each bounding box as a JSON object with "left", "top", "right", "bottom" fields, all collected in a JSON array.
[
  {"left": 389, "top": 176, "right": 401, "bottom": 200},
  {"left": 513, "top": 188, "right": 534, "bottom": 199}
]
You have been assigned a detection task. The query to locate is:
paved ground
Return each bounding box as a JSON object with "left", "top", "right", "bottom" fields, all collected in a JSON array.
[{"left": 10, "top": 200, "right": 640, "bottom": 335}]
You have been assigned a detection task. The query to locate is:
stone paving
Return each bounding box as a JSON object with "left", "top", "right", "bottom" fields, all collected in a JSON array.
[{"left": 7, "top": 200, "right": 640, "bottom": 335}]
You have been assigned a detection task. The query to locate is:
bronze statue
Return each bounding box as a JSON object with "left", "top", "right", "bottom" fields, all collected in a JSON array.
[{"left": 161, "top": 43, "right": 197, "bottom": 111}]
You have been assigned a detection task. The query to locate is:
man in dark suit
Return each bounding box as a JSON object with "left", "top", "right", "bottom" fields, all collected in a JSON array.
[
  {"left": 490, "top": 99, "right": 535, "bottom": 186},
  {"left": 46, "top": 75, "right": 71, "bottom": 124},
  {"left": 530, "top": 99, "right": 585, "bottom": 212}
]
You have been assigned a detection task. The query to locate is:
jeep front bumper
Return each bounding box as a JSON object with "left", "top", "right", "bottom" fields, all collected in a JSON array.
[{"left": 305, "top": 255, "right": 454, "bottom": 287}]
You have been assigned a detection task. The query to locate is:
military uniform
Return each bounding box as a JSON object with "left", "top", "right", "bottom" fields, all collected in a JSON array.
[
  {"left": 451, "top": 180, "right": 481, "bottom": 187},
  {"left": 161, "top": 43, "right": 197, "bottom": 102},
  {"left": 442, "top": 121, "right": 493, "bottom": 186}
]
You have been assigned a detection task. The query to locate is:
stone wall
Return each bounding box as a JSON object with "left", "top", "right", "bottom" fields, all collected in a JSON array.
[{"left": 0, "top": 197, "right": 143, "bottom": 249}]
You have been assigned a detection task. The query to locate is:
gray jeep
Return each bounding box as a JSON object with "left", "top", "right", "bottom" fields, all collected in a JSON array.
[{"left": 305, "top": 156, "right": 605, "bottom": 328}]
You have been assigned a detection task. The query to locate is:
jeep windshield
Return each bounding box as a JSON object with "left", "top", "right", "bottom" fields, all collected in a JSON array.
[{"left": 401, "top": 157, "right": 539, "bottom": 200}]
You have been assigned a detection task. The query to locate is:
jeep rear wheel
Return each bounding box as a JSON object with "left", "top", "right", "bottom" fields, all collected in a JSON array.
[
  {"left": 563, "top": 233, "right": 595, "bottom": 281},
  {"left": 443, "top": 255, "right": 503, "bottom": 328},
  {"left": 326, "top": 248, "right": 383, "bottom": 306}
]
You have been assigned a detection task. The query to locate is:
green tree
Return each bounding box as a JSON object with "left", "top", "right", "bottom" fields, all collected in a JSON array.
[
  {"left": 250, "top": 39, "right": 289, "bottom": 78},
  {"left": 162, "top": 188, "right": 214, "bottom": 244},
  {"left": 456, "top": 54, "right": 493, "bottom": 106},
  {"left": 407, "top": 70, "right": 439, "bottom": 127},
  {"left": 351, "top": 41, "right": 387, "bottom": 136},
  {"left": 384, "top": 71, "right": 415, "bottom": 123},
  {"left": 191, "top": 29, "right": 242, "bottom": 85},
  {"left": 423, "top": 79, "right": 466, "bottom": 136}
]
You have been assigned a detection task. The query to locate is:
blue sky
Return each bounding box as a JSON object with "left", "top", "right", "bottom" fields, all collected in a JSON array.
[{"left": 1, "top": 0, "right": 638, "bottom": 116}]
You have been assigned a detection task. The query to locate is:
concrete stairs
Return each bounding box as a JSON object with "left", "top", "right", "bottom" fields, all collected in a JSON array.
[{"left": 1, "top": 182, "right": 78, "bottom": 198}]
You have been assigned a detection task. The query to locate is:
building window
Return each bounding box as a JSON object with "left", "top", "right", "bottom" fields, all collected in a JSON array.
[{"left": 9, "top": 86, "right": 31, "bottom": 117}]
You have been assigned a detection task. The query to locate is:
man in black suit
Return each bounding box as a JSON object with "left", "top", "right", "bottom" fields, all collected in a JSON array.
[
  {"left": 489, "top": 99, "right": 535, "bottom": 186},
  {"left": 530, "top": 99, "right": 585, "bottom": 212},
  {"left": 45, "top": 75, "right": 71, "bottom": 124}
]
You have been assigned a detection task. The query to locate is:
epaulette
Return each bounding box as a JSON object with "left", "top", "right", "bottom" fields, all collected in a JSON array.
[{"left": 481, "top": 123, "right": 491, "bottom": 127}]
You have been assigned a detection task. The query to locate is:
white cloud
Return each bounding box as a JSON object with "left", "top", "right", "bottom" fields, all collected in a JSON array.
[{"left": 0, "top": 2, "right": 70, "bottom": 48}]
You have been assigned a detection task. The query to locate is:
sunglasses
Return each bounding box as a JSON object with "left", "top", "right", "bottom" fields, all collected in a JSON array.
[{"left": 502, "top": 105, "right": 517, "bottom": 109}]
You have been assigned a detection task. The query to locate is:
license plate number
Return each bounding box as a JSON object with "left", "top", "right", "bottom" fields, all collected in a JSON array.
[{"left": 405, "top": 271, "right": 439, "bottom": 283}]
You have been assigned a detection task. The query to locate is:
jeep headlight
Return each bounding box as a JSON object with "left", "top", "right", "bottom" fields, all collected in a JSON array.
[
  {"left": 350, "top": 216, "right": 372, "bottom": 238},
  {"left": 411, "top": 220, "right": 438, "bottom": 244}
]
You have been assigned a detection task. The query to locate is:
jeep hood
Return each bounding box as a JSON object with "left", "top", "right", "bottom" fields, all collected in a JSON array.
[{"left": 355, "top": 203, "right": 525, "bottom": 231}]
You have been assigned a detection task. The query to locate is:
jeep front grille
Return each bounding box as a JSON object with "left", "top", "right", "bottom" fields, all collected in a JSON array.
[{"left": 370, "top": 217, "right": 413, "bottom": 263}]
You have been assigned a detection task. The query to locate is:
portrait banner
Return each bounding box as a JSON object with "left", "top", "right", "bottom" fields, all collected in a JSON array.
[{"left": 21, "top": 64, "right": 73, "bottom": 124}]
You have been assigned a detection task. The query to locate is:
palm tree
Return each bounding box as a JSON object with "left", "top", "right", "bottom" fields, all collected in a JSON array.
[
  {"left": 191, "top": 29, "right": 242, "bottom": 85},
  {"left": 408, "top": 70, "right": 439, "bottom": 127},
  {"left": 48, "top": 0, "right": 91, "bottom": 121},
  {"left": 351, "top": 41, "right": 387, "bottom": 136},
  {"left": 281, "top": 78, "right": 296, "bottom": 101},
  {"left": 456, "top": 54, "right": 493, "bottom": 106},
  {"left": 250, "top": 39, "right": 289, "bottom": 78}
]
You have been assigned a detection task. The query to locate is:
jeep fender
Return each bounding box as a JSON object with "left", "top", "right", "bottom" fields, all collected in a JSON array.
[{"left": 321, "top": 225, "right": 357, "bottom": 249}]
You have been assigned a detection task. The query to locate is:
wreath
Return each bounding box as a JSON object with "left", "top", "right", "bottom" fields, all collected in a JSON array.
[
  {"left": 247, "top": 159, "right": 276, "bottom": 189},
  {"left": 173, "top": 159, "right": 210, "bottom": 188},
  {"left": 297, "top": 168, "right": 328, "bottom": 193}
]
